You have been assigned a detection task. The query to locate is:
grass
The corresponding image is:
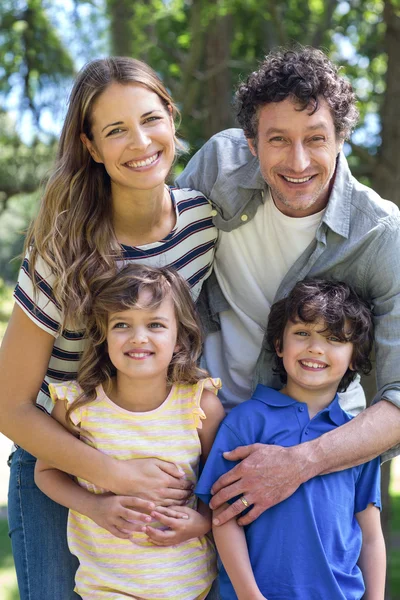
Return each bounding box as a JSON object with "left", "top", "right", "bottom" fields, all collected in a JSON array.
[{"left": 0, "top": 519, "right": 19, "bottom": 600}]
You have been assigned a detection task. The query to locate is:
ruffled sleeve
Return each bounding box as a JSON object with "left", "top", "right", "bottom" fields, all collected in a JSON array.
[
  {"left": 192, "top": 378, "right": 222, "bottom": 429},
  {"left": 48, "top": 380, "right": 84, "bottom": 426}
]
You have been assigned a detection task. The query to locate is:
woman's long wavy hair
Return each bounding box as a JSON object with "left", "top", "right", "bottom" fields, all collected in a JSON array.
[
  {"left": 24, "top": 57, "right": 180, "bottom": 329},
  {"left": 66, "top": 264, "right": 206, "bottom": 424}
]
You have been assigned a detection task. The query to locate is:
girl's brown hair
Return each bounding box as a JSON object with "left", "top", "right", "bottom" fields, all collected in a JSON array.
[
  {"left": 66, "top": 264, "right": 206, "bottom": 424},
  {"left": 24, "top": 57, "right": 180, "bottom": 329}
]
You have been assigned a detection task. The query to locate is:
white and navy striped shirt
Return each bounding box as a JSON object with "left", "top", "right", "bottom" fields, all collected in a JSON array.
[{"left": 14, "top": 187, "right": 217, "bottom": 415}]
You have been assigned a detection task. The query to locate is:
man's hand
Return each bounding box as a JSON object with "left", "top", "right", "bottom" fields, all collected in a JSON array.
[
  {"left": 210, "top": 443, "right": 308, "bottom": 526},
  {"left": 86, "top": 493, "right": 155, "bottom": 539},
  {"left": 144, "top": 505, "right": 210, "bottom": 546},
  {"left": 112, "top": 458, "right": 193, "bottom": 506}
]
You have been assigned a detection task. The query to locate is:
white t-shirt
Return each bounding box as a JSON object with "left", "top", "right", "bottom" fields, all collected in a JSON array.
[{"left": 204, "top": 190, "right": 324, "bottom": 407}]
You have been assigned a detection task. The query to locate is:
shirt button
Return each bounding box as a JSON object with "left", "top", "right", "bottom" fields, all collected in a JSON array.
[
  {"left": 305, "top": 430, "right": 309, "bottom": 435},
  {"left": 298, "top": 406, "right": 305, "bottom": 412},
  {"left": 240, "top": 214, "right": 248, "bottom": 222},
  {"left": 210, "top": 209, "right": 218, "bottom": 217}
]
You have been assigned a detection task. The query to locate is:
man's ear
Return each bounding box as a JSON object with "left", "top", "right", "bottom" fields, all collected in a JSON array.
[
  {"left": 247, "top": 137, "right": 257, "bottom": 158},
  {"left": 80, "top": 133, "right": 103, "bottom": 164}
]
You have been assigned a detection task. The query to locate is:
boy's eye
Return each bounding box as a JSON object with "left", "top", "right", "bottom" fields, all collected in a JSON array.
[
  {"left": 327, "top": 335, "right": 343, "bottom": 343},
  {"left": 294, "top": 331, "right": 309, "bottom": 337}
]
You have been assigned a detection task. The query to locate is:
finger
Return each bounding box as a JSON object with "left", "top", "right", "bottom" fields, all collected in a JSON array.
[
  {"left": 152, "top": 506, "right": 189, "bottom": 519},
  {"left": 120, "top": 497, "right": 156, "bottom": 513},
  {"left": 120, "top": 508, "right": 153, "bottom": 524},
  {"left": 164, "top": 487, "right": 192, "bottom": 499},
  {"left": 237, "top": 505, "right": 262, "bottom": 527},
  {"left": 222, "top": 444, "right": 259, "bottom": 461},
  {"left": 212, "top": 498, "right": 248, "bottom": 527},
  {"left": 149, "top": 511, "right": 182, "bottom": 528},
  {"left": 145, "top": 526, "right": 176, "bottom": 541},
  {"left": 156, "top": 460, "right": 186, "bottom": 479},
  {"left": 110, "top": 526, "right": 132, "bottom": 540},
  {"left": 209, "top": 481, "right": 243, "bottom": 510},
  {"left": 118, "top": 518, "right": 150, "bottom": 533},
  {"left": 210, "top": 467, "right": 241, "bottom": 496}
]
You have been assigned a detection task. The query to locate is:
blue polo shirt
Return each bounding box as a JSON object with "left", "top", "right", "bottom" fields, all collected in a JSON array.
[{"left": 196, "top": 386, "right": 381, "bottom": 600}]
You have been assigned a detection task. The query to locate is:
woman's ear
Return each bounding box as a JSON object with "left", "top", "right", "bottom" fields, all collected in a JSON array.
[{"left": 80, "top": 133, "right": 103, "bottom": 163}]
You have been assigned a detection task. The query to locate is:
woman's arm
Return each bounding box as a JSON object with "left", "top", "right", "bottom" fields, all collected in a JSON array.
[
  {"left": 356, "top": 503, "right": 386, "bottom": 600},
  {"left": 213, "top": 503, "right": 266, "bottom": 600},
  {"left": 35, "top": 400, "right": 155, "bottom": 538},
  {"left": 0, "top": 305, "right": 191, "bottom": 502}
]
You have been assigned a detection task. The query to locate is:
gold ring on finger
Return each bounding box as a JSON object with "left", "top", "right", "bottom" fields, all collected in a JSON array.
[{"left": 240, "top": 496, "right": 249, "bottom": 508}]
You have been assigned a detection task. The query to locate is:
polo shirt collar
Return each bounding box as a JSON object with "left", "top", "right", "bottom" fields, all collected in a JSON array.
[{"left": 252, "top": 385, "right": 348, "bottom": 426}]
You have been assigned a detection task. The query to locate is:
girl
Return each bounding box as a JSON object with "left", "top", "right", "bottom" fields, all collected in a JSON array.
[
  {"left": 0, "top": 57, "right": 218, "bottom": 599},
  {"left": 197, "top": 279, "right": 385, "bottom": 600},
  {"left": 35, "top": 264, "right": 225, "bottom": 599}
]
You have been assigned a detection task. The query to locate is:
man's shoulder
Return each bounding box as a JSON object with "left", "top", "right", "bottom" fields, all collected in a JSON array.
[
  {"left": 351, "top": 176, "right": 400, "bottom": 226},
  {"left": 199, "top": 128, "right": 254, "bottom": 165}
]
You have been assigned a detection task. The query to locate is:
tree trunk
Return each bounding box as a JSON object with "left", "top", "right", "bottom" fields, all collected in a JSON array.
[{"left": 372, "top": 0, "right": 400, "bottom": 207}]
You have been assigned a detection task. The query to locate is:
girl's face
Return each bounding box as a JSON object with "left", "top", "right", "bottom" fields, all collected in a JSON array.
[
  {"left": 277, "top": 318, "right": 354, "bottom": 398},
  {"left": 81, "top": 82, "right": 175, "bottom": 196},
  {"left": 106, "top": 290, "right": 179, "bottom": 383}
]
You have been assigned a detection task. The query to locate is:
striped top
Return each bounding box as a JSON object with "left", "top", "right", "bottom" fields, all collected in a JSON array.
[
  {"left": 49, "top": 377, "right": 220, "bottom": 599},
  {"left": 13, "top": 187, "right": 217, "bottom": 415}
]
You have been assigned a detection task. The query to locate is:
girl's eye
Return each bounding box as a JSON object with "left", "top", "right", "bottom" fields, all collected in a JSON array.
[
  {"left": 113, "top": 322, "right": 128, "bottom": 329},
  {"left": 149, "top": 322, "right": 165, "bottom": 329}
]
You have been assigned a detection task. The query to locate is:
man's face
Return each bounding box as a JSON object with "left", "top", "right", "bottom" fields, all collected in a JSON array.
[{"left": 248, "top": 97, "right": 343, "bottom": 217}]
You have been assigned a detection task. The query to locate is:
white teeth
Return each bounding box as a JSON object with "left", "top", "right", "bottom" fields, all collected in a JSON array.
[
  {"left": 126, "top": 153, "right": 158, "bottom": 168},
  {"left": 128, "top": 352, "right": 151, "bottom": 358},
  {"left": 283, "top": 175, "right": 313, "bottom": 183},
  {"left": 301, "top": 361, "right": 326, "bottom": 369}
]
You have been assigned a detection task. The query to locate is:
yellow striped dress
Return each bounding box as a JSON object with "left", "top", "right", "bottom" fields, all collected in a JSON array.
[{"left": 49, "top": 378, "right": 220, "bottom": 600}]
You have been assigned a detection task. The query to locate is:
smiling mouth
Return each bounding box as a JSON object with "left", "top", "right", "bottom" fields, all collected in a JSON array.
[
  {"left": 126, "top": 351, "right": 153, "bottom": 359},
  {"left": 299, "top": 360, "right": 327, "bottom": 370},
  {"left": 125, "top": 152, "right": 160, "bottom": 169},
  {"left": 281, "top": 175, "right": 315, "bottom": 184}
]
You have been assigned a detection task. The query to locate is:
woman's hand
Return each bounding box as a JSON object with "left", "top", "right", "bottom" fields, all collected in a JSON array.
[
  {"left": 144, "top": 505, "right": 210, "bottom": 546},
  {"left": 111, "top": 458, "right": 193, "bottom": 506},
  {"left": 86, "top": 493, "right": 155, "bottom": 539}
]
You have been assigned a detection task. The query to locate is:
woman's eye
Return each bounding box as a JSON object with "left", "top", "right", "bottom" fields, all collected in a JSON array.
[
  {"left": 144, "top": 116, "right": 162, "bottom": 124},
  {"left": 107, "top": 128, "right": 123, "bottom": 136}
]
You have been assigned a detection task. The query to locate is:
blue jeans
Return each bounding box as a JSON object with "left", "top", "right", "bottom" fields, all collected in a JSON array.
[{"left": 8, "top": 448, "right": 80, "bottom": 600}]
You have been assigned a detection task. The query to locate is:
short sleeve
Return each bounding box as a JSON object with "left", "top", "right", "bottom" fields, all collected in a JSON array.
[
  {"left": 48, "top": 381, "right": 84, "bottom": 426},
  {"left": 13, "top": 251, "right": 62, "bottom": 338},
  {"left": 195, "top": 419, "right": 242, "bottom": 505},
  {"left": 354, "top": 456, "right": 382, "bottom": 514},
  {"left": 192, "top": 377, "right": 221, "bottom": 429}
]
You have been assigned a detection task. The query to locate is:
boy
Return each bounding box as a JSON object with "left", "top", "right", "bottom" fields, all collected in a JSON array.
[{"left": 196, "top": 279, "right": 385, "bottom": 600}]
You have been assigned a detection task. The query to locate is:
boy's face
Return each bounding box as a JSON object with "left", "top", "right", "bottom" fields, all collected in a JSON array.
[{"left": 277, "top": 318, "right": 354, "bottom": 398}]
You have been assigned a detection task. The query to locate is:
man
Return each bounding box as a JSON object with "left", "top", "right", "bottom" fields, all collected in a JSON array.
[{"left": 177, "top": 46, "right": 400, "bottom": 527}]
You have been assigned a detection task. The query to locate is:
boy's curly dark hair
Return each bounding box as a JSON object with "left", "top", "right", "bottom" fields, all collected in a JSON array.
[
  {"left": 235, "top": 46, "right": 359, "bottom": 142},
  {"left": 266, "top": 279, "right": 374, "bottom": 393}
]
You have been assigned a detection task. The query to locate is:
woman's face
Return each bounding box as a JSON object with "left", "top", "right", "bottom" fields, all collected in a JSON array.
[{"left": 81, "top": 82, "right": 175, "bottom": 195}]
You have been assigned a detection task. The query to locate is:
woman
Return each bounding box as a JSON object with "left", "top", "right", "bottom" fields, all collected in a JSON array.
[{"left": 0, "top": 57, "right": 218, "bottom": 599}]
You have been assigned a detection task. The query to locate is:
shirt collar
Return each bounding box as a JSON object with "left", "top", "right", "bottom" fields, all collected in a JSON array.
[
  {"left": 252, "top": 385, "right": 349, "bottom": 427},
  {"left": 242, "top": 149, "right": 354, "bottom": 234}
]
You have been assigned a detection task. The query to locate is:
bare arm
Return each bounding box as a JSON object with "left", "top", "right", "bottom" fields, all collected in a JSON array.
[
  {"left": 213, "top": 504, "right": 266, "bottom": 600},
  {"left": 0, "top": 305, "right": 191, "bottom": 502},
  {"left": 34, "top": 400, "right": 154, "bottom": 538},
  {"left": 356, "top": 504, "right": 386, "bottom": 600},
  {"left": 211, "top": 400, "right": 400, "bottom": 526}
]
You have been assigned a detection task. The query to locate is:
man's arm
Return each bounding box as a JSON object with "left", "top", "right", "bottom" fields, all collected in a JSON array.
[{"left": 211, "top": 400, "right": 400, "bottom": 526}]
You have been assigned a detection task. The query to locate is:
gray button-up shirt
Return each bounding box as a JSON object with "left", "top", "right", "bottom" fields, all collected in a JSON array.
[{"left": 177, "top": 128, "right": 400, "bottom": 459}]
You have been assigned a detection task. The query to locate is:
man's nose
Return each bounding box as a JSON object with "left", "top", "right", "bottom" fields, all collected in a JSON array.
[{"left": 288, "top": 141, "right": 311, "bottom": 173}]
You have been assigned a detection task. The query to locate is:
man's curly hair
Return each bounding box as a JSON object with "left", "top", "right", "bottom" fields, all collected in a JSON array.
[{"left": 235, "top": 46, "right": 359, "bottom": 141}]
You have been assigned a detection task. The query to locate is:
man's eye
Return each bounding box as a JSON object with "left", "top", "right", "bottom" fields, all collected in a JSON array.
[
  {"left": 310, "top": 136, "right": 325, "bottom": 142},
  {"left": 269, "top": 136, "right": 285, "bottom": 143}
]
